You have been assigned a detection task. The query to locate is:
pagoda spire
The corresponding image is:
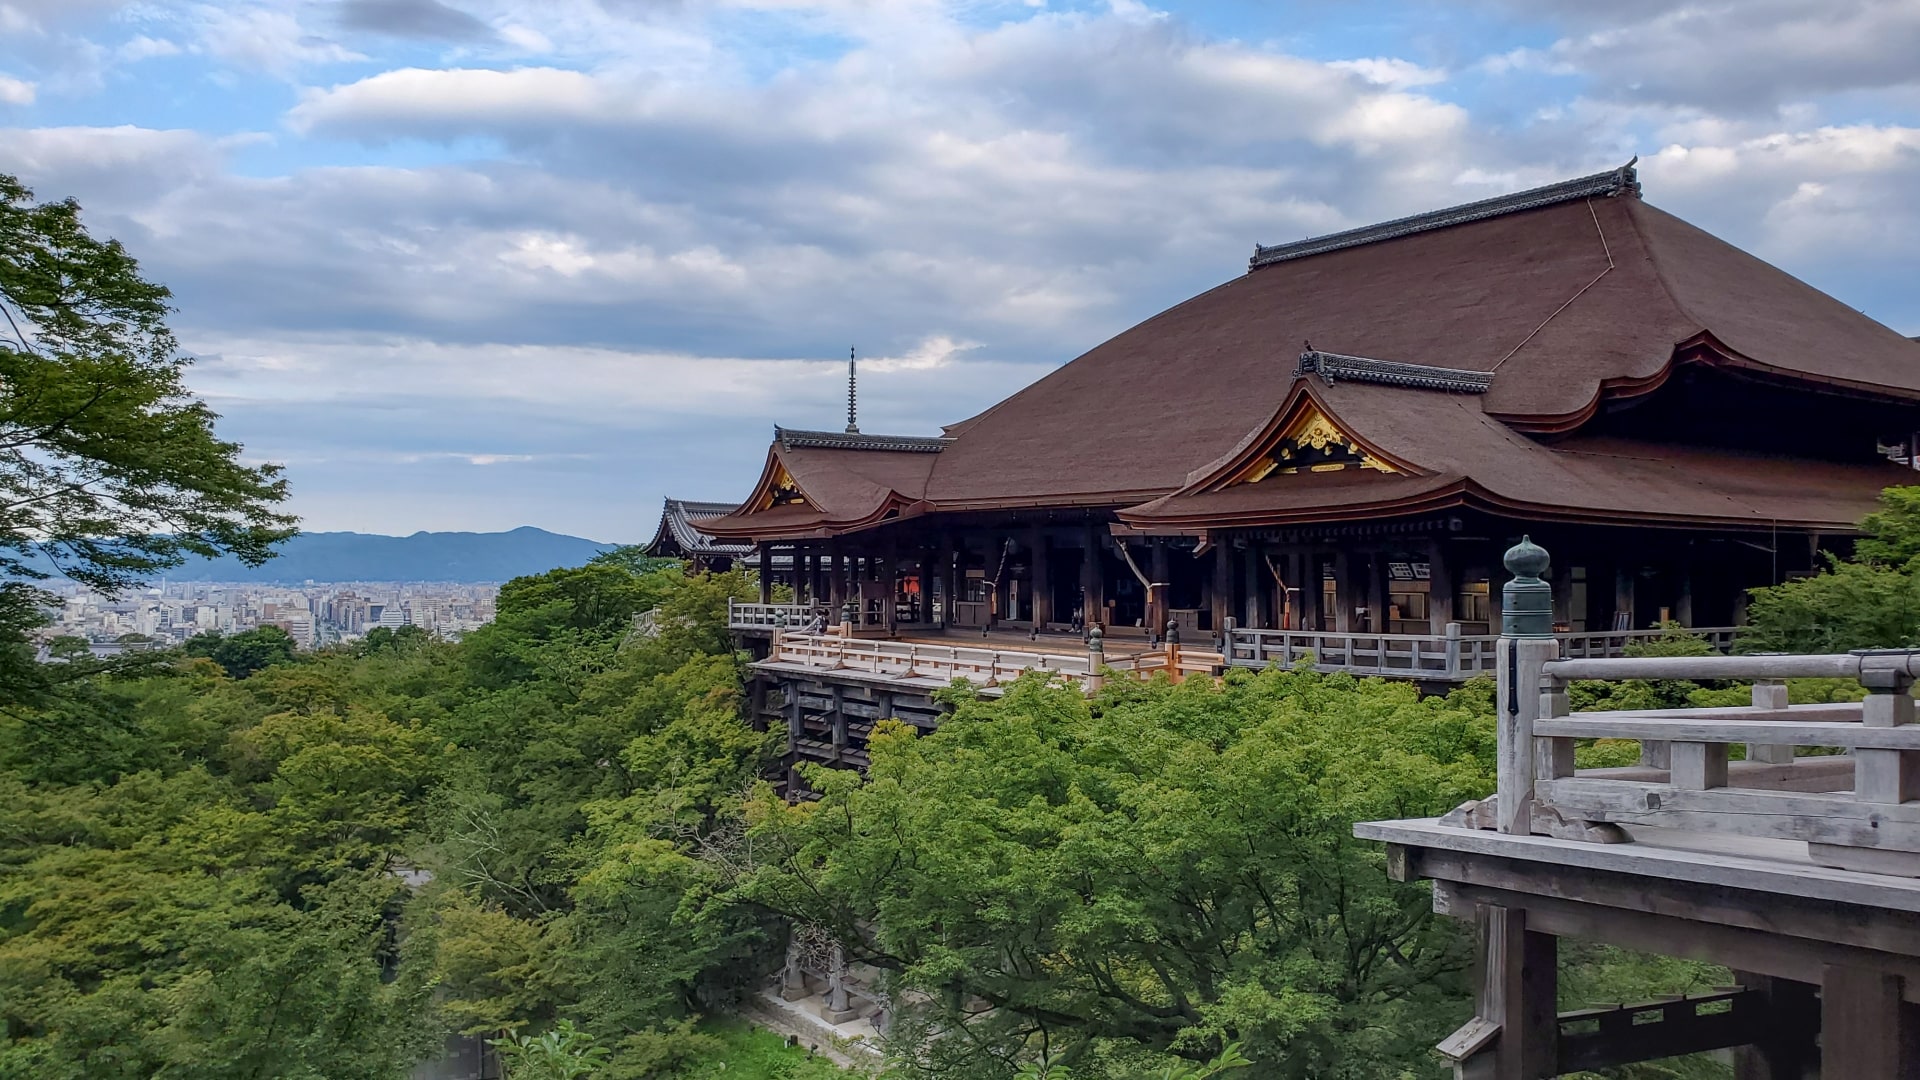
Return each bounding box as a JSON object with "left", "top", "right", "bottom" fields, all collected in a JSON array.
[{"left": 845, "top": 346, "right": 860, "bottom": 433}]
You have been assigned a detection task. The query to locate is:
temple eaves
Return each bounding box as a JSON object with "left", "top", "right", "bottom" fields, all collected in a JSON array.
[
  {"left": 1250, "top": 161, "right": 1641, "bottom": 271},
  {"left": 1297, "top": 350, "right": 1493, "bottom": 393},
  {"left": 775, "top": 427, "right": 952, "bottom": 453}
]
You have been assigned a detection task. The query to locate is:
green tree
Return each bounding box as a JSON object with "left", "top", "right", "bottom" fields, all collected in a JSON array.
[
  {"left": 589, "top": 544, "right": 681, "bottom": 576},
  {"left": 0, "top": 175, "right": 294, "bottom": 703},
  {"left": 186, "top": 625, "right": 299, "bottom": 679},
  {"left": 490, "top": 1020, "right": 610, "bottom": 1080},
  {"left": 733, "top": 668, "right": 1492, "bottom": 1079}
]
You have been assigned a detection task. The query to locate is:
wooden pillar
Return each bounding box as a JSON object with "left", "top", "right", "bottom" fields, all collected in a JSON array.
[
  {"left": 936, "top": 533, "right": 954, "bottom": 628},
  {"left": 1730, "top": 972, "right": 1817, "bottom": 1080},
  {"left": 758, "top": 542, "right": 773, "bottom": 603},
  {"left": 1428, "top": 539, "right": 1456, "bottom": 632},
  {"left": 1676, "top": 548, "right": 1696, "bottom": 628},
  {"left": 1031, "top": 527, "right": 1052, "bottom": 629},
  {"left": 1473, "top": 904, "right": 1557, "bottom": 1080},
  {"left": 1149, "top": 540, "right": 1170, "bottom": 638},
  {"left": 1367, "top": 550, "right": 1388, "bottom": 634},
  {"left": 1210, "top": 542, "right": 1232, "bottom": 641},
  {"left": 1331, "top": 550, "right": 1352, "bottom": 633},
  {"left": 1241, "top": 545, "right": 1261, "bottom": 628},
  {"left": 1298, "top": 549, "right": 1318, "bottom": 632},
  {"left": 828, "top": 544, "right": 845, "bottom": 610},
  {"left": 1081, "top": 525, "right": 1104, "bottom": 629},
  {"left": 1822, "top": 966, "right": 1919, "bottom": 1078},
  {"left": 1613, "top": 563, "right": 1636, "bottom": 632}
]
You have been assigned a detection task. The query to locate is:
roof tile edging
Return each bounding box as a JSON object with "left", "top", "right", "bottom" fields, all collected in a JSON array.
[
  {"left": 774, "top": 427, "right": 952, "bottom": 453},
  {"left": 1296, "top": 349, "right": 1493, "bottom": 393},
  {"left": 1249, "top": 160, "right": 1641, "bottom": 271}
]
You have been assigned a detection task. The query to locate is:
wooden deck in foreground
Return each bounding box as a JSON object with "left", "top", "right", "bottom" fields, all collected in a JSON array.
[{"left": 1358, "top": 543, "right": 1920, "bottom": 1078}]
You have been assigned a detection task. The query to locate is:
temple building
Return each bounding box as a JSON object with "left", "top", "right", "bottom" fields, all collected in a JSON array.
[{"left": 695, "top": 163, "right": 1920, "bottom": 646}]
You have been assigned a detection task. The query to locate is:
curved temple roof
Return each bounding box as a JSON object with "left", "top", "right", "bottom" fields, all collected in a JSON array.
[
  {"left": 643, "top": 498, "right": 754, "bottom": 558},
  {"left": 703, "top": 166, "right": 1920, "bottom": 541}
]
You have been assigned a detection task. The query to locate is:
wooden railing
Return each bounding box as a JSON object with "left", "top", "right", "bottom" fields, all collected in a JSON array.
[
  {"left": 1500, "top": 647, "right": 1920, "bottom": 874},
  {"left": 767, "top": 632, "right": 1095, "bottom": 688},
  {"left": 728, "top": 601, "right": 826, "bottom": 630},
  {"left": 1110, "top": 645, "right": 1225, "bottom": 683},
  {"left": 1226, "top": 624, "right": 1740, "bottom": 680}
]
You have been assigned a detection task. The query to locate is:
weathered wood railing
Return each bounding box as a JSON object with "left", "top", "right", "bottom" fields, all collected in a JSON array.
[
  {"left": 1501, "top": 647, "right": 1920, "bottom": 875},
  {"left": 1226, "top": 624, "right": 1740, "bottom": 681},
  {"left": 767, "top": 631, "right": 1096, "bottom": 688},
  {"left": 728, "top": 601, "right": 826, "bottom": 630}
]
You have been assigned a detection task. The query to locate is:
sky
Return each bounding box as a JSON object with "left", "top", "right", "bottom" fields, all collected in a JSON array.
[{"left": 2, "top": 0, "right": 1918, "bottom": 542}]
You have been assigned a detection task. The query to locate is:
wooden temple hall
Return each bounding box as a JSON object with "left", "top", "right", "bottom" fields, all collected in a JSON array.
[{"left": 672, "top": 163, "right": 1920, "bottom": 654}]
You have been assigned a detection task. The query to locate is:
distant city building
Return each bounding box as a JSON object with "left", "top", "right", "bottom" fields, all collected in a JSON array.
[{"left": 36, "top": 580, "right": 503, "bottom": 651}]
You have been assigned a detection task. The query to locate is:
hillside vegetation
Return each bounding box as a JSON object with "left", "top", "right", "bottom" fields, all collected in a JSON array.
[{"left": 1, "top": 552, "right": 1745, "bottom": 1080}]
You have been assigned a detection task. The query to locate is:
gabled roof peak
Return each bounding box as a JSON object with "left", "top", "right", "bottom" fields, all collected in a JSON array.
[
  {"left": 774, "top": 427, "right": 952, "bottom": 453},
  {"left": 1297, "top": 350, "right": 1493, "bottom": 393},
  {"left": 1250, "top": 161, "right": 1641, "bottom": 271}
]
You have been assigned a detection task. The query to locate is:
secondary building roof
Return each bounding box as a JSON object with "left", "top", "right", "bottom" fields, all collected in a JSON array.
[
  {"left": 701, "top": 164, "right": 1920, "bottom": 541},
  {"left": 642, "top": 498, "right": 755, "bottom": 559}
]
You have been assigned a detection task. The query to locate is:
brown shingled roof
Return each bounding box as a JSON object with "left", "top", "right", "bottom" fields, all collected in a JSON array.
[
  {"left": 708, "top": 167, "right": 1920, "bottom": 540},
  {"left": 1119, "top": 379, "right": 1912, "bottom": 532}
]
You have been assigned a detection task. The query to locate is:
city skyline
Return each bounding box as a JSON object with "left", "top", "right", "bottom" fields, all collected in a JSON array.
[{"left": 2, "top": 0, "right": 1917, "bottom": 539}]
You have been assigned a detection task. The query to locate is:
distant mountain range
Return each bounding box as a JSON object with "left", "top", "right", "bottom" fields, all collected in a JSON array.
[{"left": 155, "top": 527, "right": 619, "bottom": 584}]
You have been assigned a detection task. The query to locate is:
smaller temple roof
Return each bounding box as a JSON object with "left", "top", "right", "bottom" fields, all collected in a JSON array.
[{"left": 643, "top": 498, "right": 753, "bottom": 559}]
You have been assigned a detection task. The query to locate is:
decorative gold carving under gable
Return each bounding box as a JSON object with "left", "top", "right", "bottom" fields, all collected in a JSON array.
[
  {"left": 756, "top": 464, "right": 812, "bottom": 511},
  {"left": 1227, "top": 403, "right": 1396, "bottom": 485}
]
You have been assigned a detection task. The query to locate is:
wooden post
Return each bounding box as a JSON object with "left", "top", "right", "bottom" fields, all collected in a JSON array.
[
  {"left": 1613, "top": 564, "right": 1636, "bottom": 631},
  {"left": 1031, "top": 527, "right": 1052, "bottom": 629},
  {"left": 1081, "top": 525, "right": 1105, "bottom": 631},
  {"left": 1299, "top": 550, "right": 1317, "bottom": 632},
  {"left": 1470, "top": 903, "right": 1557, "bottom": 1080},
  {"left": 1498, "top": 636, "right": 1557, "bottom": 837},
  {"left": 1368, "top": 550, "right": 1389, "bottom": 634},
  {"left": 1429, "top": 539, "right": 1456, "bottom": 632},
  {"left": 1730, "top": 972, "right": 1817, "bottom": 1080},
  {"left": 936, "top": 533, "right": 955, "bottom": 628},
  {"left": 1855, "top": 657, "right": 1918, "bottom": 803},
  {"left": 1148, "top": 541, "right": 1170, "bottom": 640},
  {"left": 1822, "top": 965, "right": 1918, "bottom": 1078},
  {"left": 829, "top": 543, "right": 845, "bottom": 611},
  {"left": 758, "top": 543, "right": 773, "bottom": 603},
  {"left": 1746, "top": 679, "right": 1795, "bottom": 766},
  {"left": 1331, "top": 550, "right": 1352, "bottom": 633},
  {"left": 1211, "top": 542, "right": 1232, "bottom": 644},
  {"left": 1241, "top": 544, "right": 1261, "bottom": 628},
  {"left": 1496, "top": 537, "right": 1556, "bottom": 838}
]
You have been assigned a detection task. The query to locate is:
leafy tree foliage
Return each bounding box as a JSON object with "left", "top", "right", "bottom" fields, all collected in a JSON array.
[
  {"left": 730, "top": 669, "right": 1493, "bottom": 1079},
  {"left": 1742, "top": 485, "right": 1920, "bottom": 652},
  {"left": 185, "top": 624, "right": 299, "bottom": 678},
  {"left": 0, "top": 175, "right": 293, "bottom": 703}
]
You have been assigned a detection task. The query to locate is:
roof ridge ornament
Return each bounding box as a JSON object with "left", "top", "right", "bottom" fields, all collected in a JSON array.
[
  {"left": 1251, "top": 161, "right": 1641, "bottom": 271},
  {"left": 775, "top": 426, "right": 952, "bottom": 453},
  {"left": 846, "top": 346, "right": 859, "bottom": 434},
  {"left": 1297, "top": 349, "right": 1493, "bottom": 393}
]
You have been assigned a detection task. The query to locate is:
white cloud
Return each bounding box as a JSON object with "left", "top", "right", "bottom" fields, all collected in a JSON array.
[
  {"left": 117, "top": 35, "right": 183, "bottom": 62},
  {"left": 1489, "top": 0, "right": 1920, "bottom": 111},
  {"left": 1330, "top": 57, "right": 1447, "bottom": 89},
  {"left": 0, "top": 75, "right": 34, "bottom": 105},
  {"left": 192, "top": 3, "right": 366, "bottom": 75},
  {"left": 6, "top": 0, "right": 1920, "bottom": 534}
]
